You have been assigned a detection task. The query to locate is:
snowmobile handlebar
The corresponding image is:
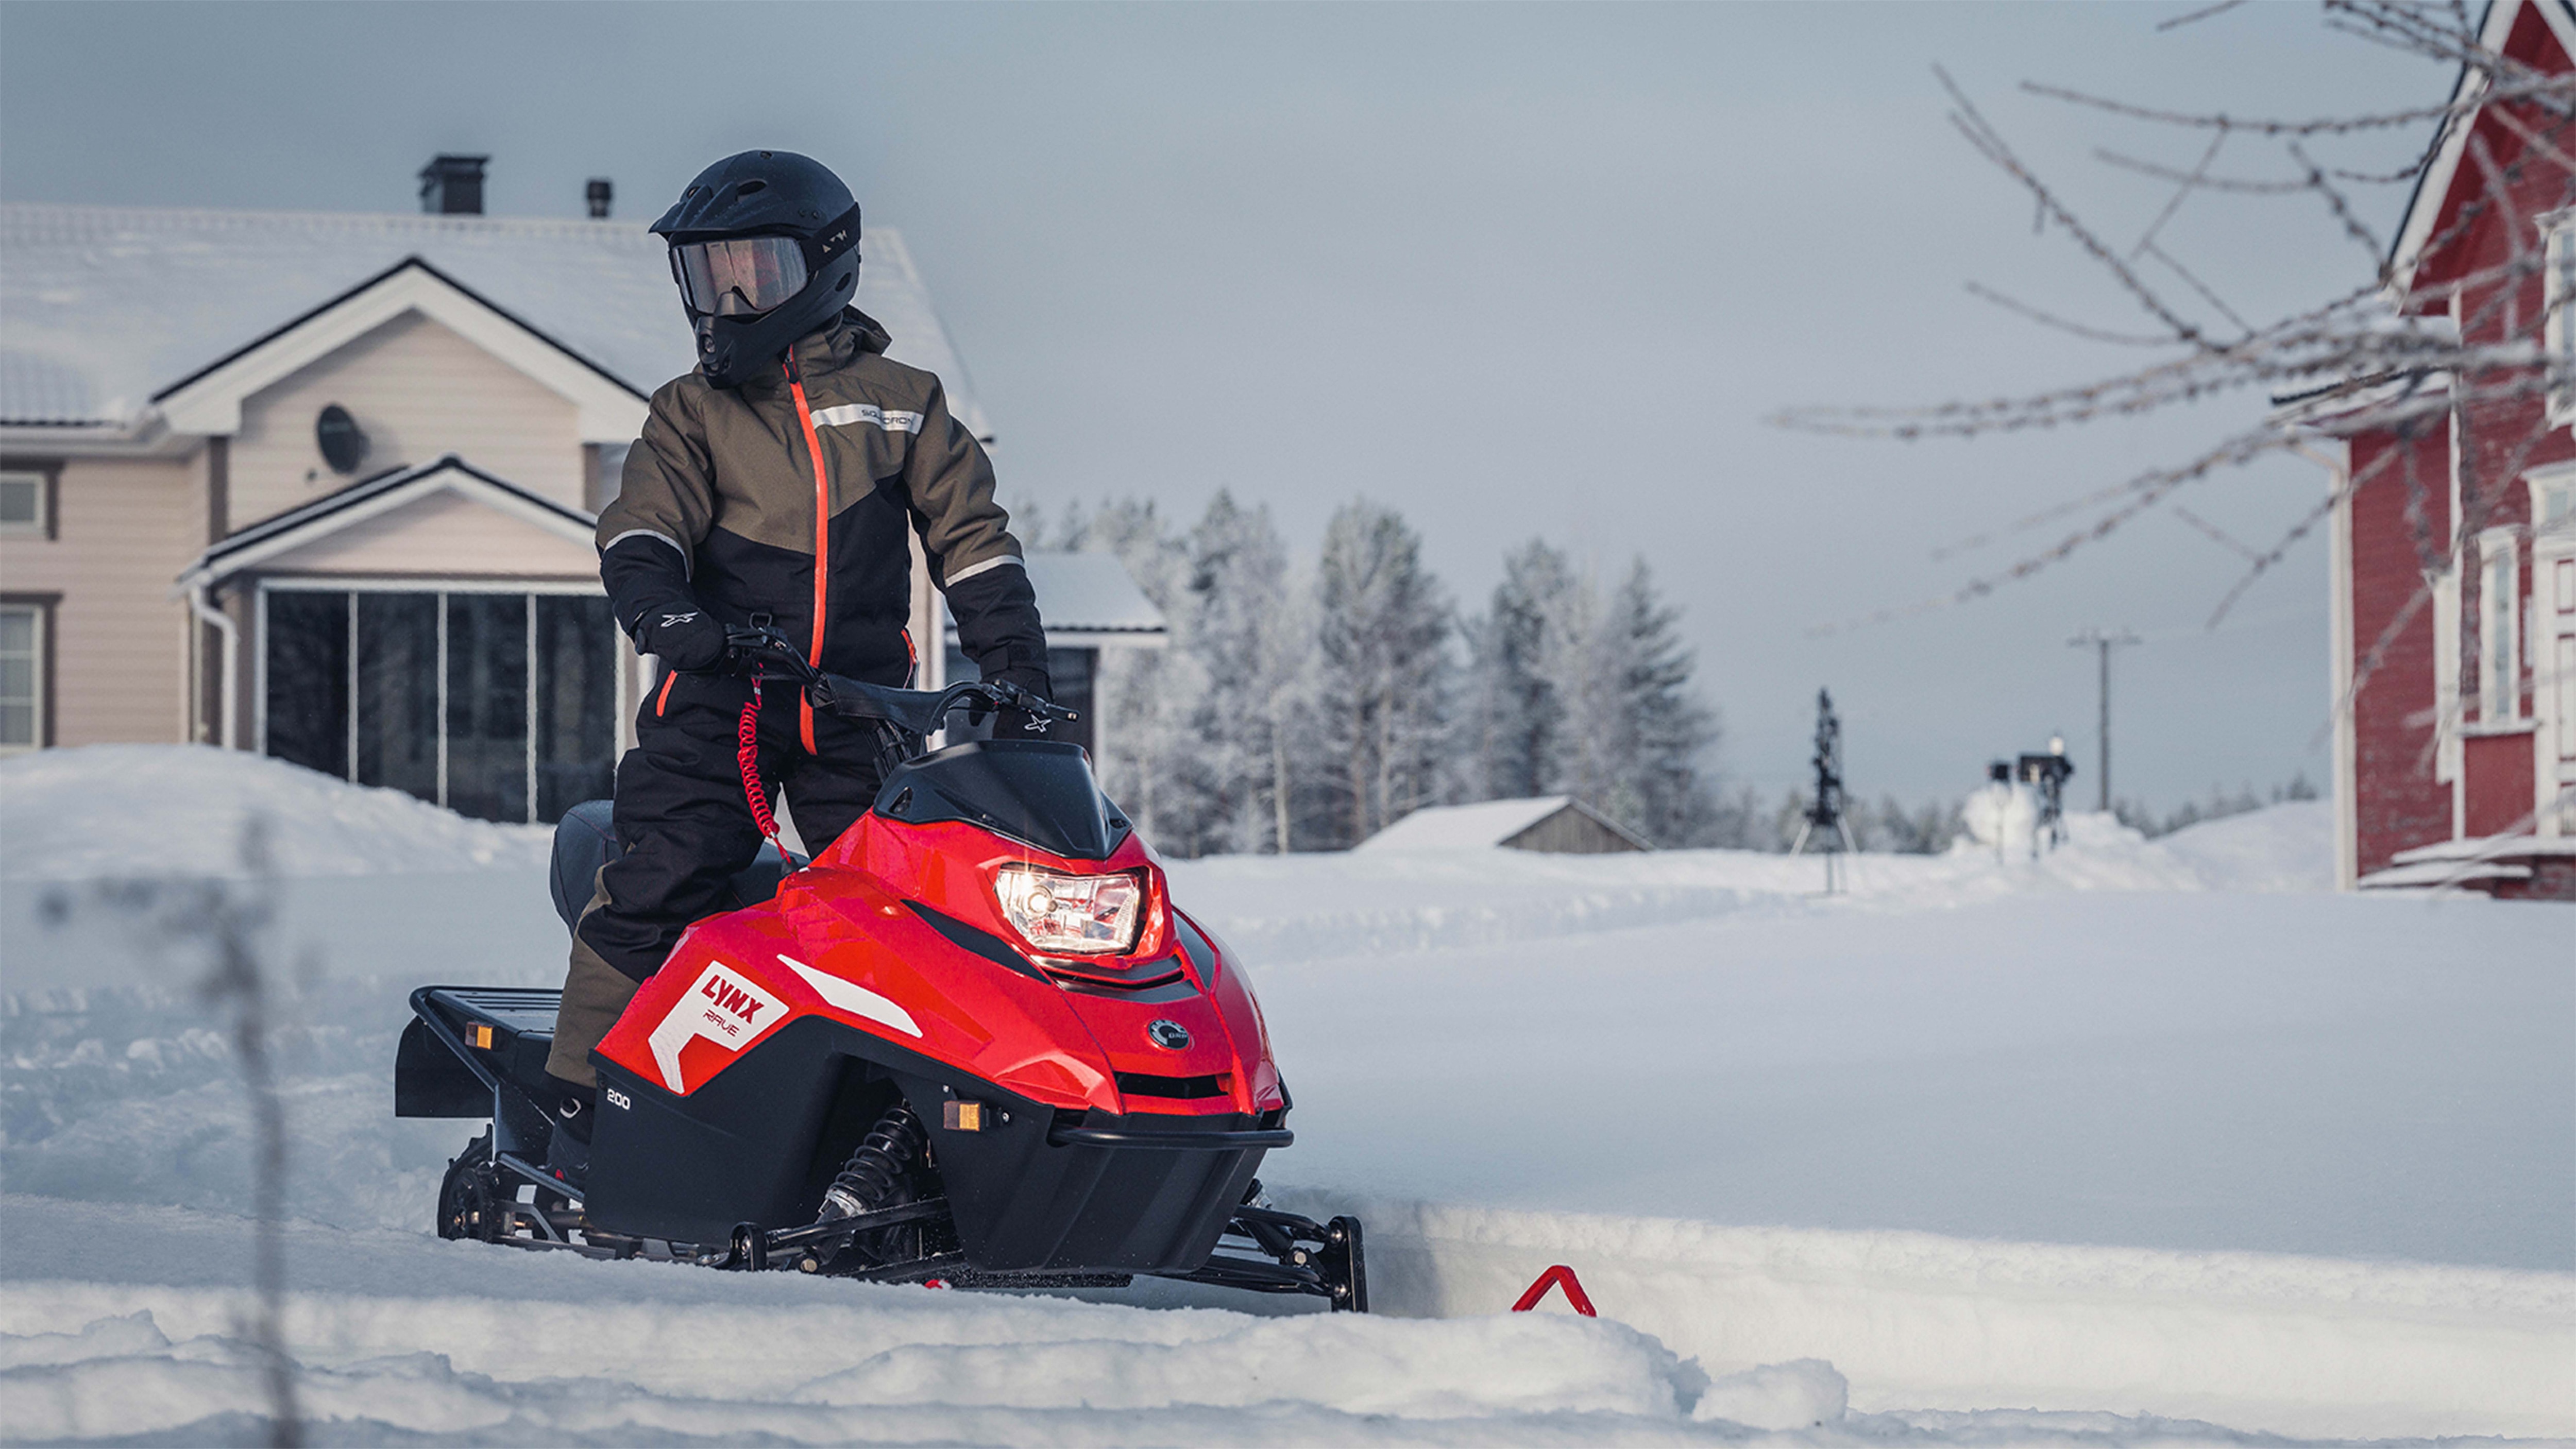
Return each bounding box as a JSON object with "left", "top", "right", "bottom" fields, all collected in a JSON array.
[{"left": 722, "top": 624, "right": 1079, "bottom": 736}]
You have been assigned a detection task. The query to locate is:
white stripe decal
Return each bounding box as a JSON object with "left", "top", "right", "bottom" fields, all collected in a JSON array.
[
  {"left": 780, "top": 954, "right": 922, "bottom": 1038},
  {"left": 944, "top": 554, "right": 1025, "bottom": 587},
  {"left": 809, "top": 403, "right": 926, "bottom": 435}
]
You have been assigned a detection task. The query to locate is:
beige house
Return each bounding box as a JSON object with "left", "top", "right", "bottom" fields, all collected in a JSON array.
[{"left": 0, "top": 172, "right": 1155, "bottom": 823}]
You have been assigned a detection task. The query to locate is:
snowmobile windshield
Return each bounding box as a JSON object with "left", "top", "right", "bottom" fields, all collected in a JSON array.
[{"left": 670, "top": 235, "right": 809, "bottom": 317}]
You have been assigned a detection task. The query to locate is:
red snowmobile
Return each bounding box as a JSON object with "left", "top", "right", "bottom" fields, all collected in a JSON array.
[{"left": 396, "top": 639, "right": 1365, "bottom": 1309}]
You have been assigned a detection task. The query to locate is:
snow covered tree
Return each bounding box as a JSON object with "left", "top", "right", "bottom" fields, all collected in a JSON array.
[
  {"left": 1311, "top": 500, "right": 1452, "bottom": 847},
  {"left": 1456, "top": 540, "right": 1571, "bottom": 802},
  {"left": 1186, "top": 492, "right": 1315, "bottom": 853},
  {"left": 1601, "top": 559, "right": 1720, "bottom": 846}
]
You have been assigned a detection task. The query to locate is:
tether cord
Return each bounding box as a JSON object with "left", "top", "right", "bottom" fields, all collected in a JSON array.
[{"left": 738, "top": 673, "right": 785, "bottom": 857}]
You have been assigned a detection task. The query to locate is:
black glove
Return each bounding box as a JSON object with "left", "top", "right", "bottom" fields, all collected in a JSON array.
[
  {"left": 990, "top": 668, "right": 1056, "bottom": 740},
  {"left": 638, "top": 605, "right": 730, "bottom": 673}
]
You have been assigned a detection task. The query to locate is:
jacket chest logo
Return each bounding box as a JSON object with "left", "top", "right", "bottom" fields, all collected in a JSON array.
[{"left": 808, "top": 402, "right": 925, "bottom": 436}]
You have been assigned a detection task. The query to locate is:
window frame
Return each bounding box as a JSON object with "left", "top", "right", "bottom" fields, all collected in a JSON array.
[
  {"left": 0, "top": 462, "right": 60, "bottom": 540},
  {"left": 0, "top": 593, "right": 57, "bottom": 752}
]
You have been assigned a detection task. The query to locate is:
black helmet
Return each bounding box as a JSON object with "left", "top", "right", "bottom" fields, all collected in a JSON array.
[{"left": 651, "top": 150, "right": 862, "bottom": 388}]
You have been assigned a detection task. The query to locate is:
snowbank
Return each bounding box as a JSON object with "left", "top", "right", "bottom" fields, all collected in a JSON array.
[
  {"left": 0, "top": 745, "right": 549, "bottom": 881},
  {"left": 1315, "top": 1195, "right": 2574, "bottom": 1440}
]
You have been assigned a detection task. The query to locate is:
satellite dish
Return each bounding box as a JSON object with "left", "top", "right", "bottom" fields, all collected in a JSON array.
[{"left": 316, "top": 404, "right": 370, "bottom": 475}]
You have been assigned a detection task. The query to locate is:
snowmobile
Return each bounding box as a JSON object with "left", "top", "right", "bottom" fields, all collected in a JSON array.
[{"left": 396, "top": 635, "right": 1366, "bottom": 1309}]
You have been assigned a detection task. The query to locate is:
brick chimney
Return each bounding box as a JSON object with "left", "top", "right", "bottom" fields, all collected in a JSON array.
[{"left": 419, "top": 155, "right": 489, "bottom": 215}]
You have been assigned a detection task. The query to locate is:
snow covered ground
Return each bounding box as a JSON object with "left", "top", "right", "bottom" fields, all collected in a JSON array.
[{"left": 1, "top": 746, "right": 2569, "bottom": 1444}]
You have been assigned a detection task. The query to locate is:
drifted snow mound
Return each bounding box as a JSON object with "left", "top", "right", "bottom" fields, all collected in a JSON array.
[{"left": 0, "top": 745, "right": 549, "bottom": 880}]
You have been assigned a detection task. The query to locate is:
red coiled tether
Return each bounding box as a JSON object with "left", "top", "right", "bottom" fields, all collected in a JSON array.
[{"left": 738, "top": 673, "right": 786, "bottom": 859}]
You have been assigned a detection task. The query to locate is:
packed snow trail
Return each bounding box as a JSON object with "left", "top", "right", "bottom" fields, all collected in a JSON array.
[{"left": 2, "top": 747, "right": 2571, "bottom": 1442}]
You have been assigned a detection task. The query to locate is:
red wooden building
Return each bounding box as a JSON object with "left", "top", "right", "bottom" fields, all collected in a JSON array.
[{"left": 2317, "top": 0, "right": 2576, "bottom": 897}]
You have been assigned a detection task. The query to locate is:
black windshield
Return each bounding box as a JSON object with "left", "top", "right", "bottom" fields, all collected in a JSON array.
[{"left": 872, "top": 741, "right": 1130, "bottom": 861}]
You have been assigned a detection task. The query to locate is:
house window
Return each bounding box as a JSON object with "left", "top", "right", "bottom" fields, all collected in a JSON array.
[
  {"left": 261, "top": 587, "right": 618, "bottom": 823},
  {"left": 0, "top": 472, "right": 47, "bottom": 536},
  {"left": 0, "top": 603, "right": 44, "bottom": 750},
  {"left": 2551, "top": 218, "right": 2576, "bottom": 424},
  {"left": 2481, "top": 535, "right": 2519, "bottom": 723}
]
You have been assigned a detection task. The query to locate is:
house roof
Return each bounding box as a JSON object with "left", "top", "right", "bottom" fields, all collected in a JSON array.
[
  {"left": 174, "top": 453, "right": 594, "bottom": 590},
  {"left": 1355, "top": 796, "right": 1652, "bottom": 853},
  {"left": 2382, "top": 0, "right": 2576, "bottom": 302},
  {"left": 949, "top": 551, "right": 1167, "bottom": 645},
  {"left": 0, "top": 202, "right": 990, "bottom": 440}
]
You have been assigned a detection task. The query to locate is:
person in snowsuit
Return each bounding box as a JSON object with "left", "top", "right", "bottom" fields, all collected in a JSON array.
[{"left": 543, "top": 151, "right": 1050, "bottom": 1177}]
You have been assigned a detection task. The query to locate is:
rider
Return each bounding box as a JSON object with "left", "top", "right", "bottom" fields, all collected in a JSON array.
[{"left": 543, "top": 150, "right": 1051, "bottom": 1180}]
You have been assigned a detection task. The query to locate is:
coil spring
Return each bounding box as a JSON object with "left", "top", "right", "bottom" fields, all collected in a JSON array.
[{"left": 822, "top": 1101, "right": 925, "bottom": 1220}]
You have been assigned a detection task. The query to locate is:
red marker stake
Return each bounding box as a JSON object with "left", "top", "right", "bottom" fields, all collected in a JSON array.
[{"left": 1511, "top": 1264, "right": 1596, "bottom": 1317}]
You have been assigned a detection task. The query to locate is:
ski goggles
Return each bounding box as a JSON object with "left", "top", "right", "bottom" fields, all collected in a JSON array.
[{"left": 669, "top": 235, "right": 810, "bottom": 317}]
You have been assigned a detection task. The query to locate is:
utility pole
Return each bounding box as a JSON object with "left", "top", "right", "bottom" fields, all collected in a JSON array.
[
  {"left": 2067, "top": 628, "right": 2141, "bottom": 812},
  {"left": 1789, "top": 688, "right": 1858, "bottom": 892}
]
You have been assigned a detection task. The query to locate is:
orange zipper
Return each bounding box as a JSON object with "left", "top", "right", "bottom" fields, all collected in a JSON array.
[
  {"left": 655, "top": 669, "right": 677, "bottom": 718},
  {"left": 785, "top": 353, "right": 829, "bottom": 754}
]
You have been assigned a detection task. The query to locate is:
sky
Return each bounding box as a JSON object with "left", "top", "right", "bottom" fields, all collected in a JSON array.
[{"left": 0, "top": 2, "right": 2444, "bottom": 811}]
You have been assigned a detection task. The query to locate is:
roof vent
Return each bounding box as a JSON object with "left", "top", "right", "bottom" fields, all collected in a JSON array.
[
  {"left": 586, "top": 178, "right": 612, "bottom": 219},
  {"left": 419, "top": 155, "right": 489, "bottom": 216}
]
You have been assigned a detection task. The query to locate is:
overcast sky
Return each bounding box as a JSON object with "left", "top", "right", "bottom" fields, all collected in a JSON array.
[{"left": 0, "top": 2, "right": 2444, "bottom": 810}]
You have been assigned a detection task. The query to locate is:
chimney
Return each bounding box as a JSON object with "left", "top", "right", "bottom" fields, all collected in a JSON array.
[
  {"left": 418, "top": 155, "right": 489, "bottom": 215},
  {"left": 586, "top": 178, "right": 613, "bottom": 219}
]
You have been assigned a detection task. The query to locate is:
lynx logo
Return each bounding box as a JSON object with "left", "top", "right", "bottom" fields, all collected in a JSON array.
[
  {"left": 648, "top": 963, "right": 787, "bottom": 1093},
  {"left": 604, "top": 1087, "right": 632, "bottom": 1111}
]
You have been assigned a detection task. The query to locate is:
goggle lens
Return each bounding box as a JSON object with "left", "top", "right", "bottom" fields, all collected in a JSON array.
[{"left": 671, "top": 236, "right": 810, "bottom": 317}]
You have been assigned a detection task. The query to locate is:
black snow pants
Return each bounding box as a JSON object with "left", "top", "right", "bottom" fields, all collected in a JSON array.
[{"left": 545, "top": 668, "right": 885, "bottom": 1086}]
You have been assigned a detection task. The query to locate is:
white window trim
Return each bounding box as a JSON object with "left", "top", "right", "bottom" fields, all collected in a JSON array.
[
  {"left": 2477, "top": 526, "right": 2522, "bottom": 727},
  {"left": 0, "top": 600, "right": 45, "bottom": 753},
  {"left": 0, "top": 469, "right": 49, "bottom": 537}
]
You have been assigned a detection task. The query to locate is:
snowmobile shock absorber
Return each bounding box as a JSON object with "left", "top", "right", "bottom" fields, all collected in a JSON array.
[{"left": 822, "top": 1101, "right": 925, "bottom": 1220}]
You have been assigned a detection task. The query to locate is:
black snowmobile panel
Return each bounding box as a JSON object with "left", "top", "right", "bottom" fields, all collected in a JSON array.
[
  {"left": 548, "top": 799, "right": 805, "bottom": 931},
  {"left": 873, "top": 741, "right": 1131, "bottom": 862},
  {"left": 587, "top": 1012, "right": 1277, "bottom": 1270},
  {"left": 398, "top": 986, "right": 564, "bottom": 1119}
]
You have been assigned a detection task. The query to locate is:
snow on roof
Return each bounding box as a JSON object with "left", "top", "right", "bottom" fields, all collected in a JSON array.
[
  {"left": 957, "top": 551, "right": 1165, "bottom": 639},
  {"left": 1356, "top": 796, "right": 1579, "bottom": 852},
  {"left": 0, "top": 202, "right": 989, "bottom": 438}
]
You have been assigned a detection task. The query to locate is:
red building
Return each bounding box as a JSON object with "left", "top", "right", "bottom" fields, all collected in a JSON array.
[{"left": 2317, "top": 0, "right": 2576, "bottom": 897}]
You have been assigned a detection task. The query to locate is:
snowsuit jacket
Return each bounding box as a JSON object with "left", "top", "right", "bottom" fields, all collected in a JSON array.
[{"left": 597, "top": 310, "right": 1047, "bottom": 736}]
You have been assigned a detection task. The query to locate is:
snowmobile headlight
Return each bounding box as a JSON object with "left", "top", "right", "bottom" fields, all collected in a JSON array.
[{"left": 992, "top": 865, "right": 1144, "bottom": 956}]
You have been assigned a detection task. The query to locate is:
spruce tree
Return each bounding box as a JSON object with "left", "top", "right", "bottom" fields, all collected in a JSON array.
[
  {"left": 1459, "top": 540, "right": 1570, "bottom": 802},
  {"left": 1311, "top": 500, "right": 1452, "bottom": 847},
  {"left": 1604, "top": 559, "right": 1718, "bottom": 846}
]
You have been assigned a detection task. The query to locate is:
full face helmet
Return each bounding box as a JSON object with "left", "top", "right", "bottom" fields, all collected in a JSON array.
[{"left": 651, "top": 150, "right": 862, "bottom": 388}]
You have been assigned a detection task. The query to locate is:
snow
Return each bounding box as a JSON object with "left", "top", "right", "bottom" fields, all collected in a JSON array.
[
  {"left": 0, "top": 745, "right": 550, "bottom": 880},
  {"left": 1, "top": 747, "right": 2569, "bottom": 1443},
  {"left": 1355, "top": 796, "right": 1579, "bottom": 851}
]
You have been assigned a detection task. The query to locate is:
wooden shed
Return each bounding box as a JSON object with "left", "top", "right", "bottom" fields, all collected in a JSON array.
[{"left": 1355, "top": 796, "right": 1651, "bottom": 855}]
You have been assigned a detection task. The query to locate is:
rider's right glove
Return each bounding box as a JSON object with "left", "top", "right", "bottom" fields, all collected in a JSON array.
[{"left": 637, "top": 605, "right": 730, "bottom": 673}]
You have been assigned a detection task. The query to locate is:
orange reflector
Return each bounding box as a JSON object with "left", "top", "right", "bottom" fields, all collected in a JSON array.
[
  {"left": 472, "top": 1025, "right": 494, "bottom": 1049},
  {"left": 943, "top": 1100, "right": 984, "bottom": 1132}
]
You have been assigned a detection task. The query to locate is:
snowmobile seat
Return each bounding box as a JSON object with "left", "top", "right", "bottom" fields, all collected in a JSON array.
[{"left": 548, "top": 799, "right": 808, "bottom": 932}]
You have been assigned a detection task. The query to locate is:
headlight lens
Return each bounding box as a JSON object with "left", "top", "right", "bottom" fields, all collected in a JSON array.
[{"left": 992, "top": 865, "right": 1144, "bottom": 956}]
